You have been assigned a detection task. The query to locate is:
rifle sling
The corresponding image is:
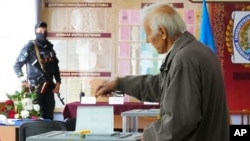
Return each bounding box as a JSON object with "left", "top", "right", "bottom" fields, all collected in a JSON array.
[{"left": 32, "top": 40, "right": 45, "bottom": 72}]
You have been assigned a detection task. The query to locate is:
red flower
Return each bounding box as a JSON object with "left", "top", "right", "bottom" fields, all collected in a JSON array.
[
  {"left": 5, "top": 100, "right": 14, "bottom": 106},
  {"left": 30, "top": 116, "right": 38, "bottom": 120},
  {"left": 7, "top": 110, "right": 16, "bottom": 118}
]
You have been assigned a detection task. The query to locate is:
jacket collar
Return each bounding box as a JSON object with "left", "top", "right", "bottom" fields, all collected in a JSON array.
[{"left": 160, "top": 31, "right": 196, "bottom": 71}]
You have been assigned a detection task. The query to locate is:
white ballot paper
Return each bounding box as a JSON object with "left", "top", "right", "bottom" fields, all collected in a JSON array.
[
  {"left": 81, "top": 97, "right": 96, "bottom": 104},
  {"left": 109, "top": 97, "right": 124, "bottom": 104}
]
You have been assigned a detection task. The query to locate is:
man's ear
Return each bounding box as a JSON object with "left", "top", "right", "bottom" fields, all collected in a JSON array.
[{"left": 159, "top": 26, "right": 167, "bottom": 39}]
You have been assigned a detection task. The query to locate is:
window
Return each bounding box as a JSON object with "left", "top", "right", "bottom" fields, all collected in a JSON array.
[
  {"left": 0, "top": 0, "right": 37, "bottom": 100},
  {"left": 117, "top": 9, "right": 164, "bottom": 77}
]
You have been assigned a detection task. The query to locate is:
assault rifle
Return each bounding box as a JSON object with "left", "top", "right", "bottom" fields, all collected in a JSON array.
[
  {"left": 40, "top": 76, "right": 65, "bottom": 106},
  {"left": 56, "top": 92, "right": 65, "bottom": 105}
]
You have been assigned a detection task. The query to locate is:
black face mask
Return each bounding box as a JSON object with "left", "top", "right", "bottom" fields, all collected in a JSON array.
[{"left": 35, "top": 32, "right": 47, "bottom": 43}]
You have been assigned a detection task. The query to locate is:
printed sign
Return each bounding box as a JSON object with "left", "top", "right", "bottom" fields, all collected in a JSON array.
[{"left": 231, "top": 11, "right": 250, "bottom": 63}]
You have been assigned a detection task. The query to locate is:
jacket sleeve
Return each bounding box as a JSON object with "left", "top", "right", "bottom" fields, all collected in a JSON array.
[
  {"left": 117, "top": 74, "right": 161, "bottom": 102},
  {"left": 52, "top": 49, "right": 61, "bottom": 84},
  {"left": 143, "top": 62, "right": 202, "bottom": 141},
  {"left": 13, "top": 41, "right": 33, "bottom": 78}
]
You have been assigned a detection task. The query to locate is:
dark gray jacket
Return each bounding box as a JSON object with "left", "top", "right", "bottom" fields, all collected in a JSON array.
[
  {"left": 117, "top": 31, "right": 229, "bottom": 141},
  {"left": 13, "top": 40, "right": 61, "bottom": 85}
]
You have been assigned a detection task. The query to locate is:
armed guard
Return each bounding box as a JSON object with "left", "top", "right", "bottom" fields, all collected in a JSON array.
[{"left": 13, "top": 22, "right": 61, "bottom": 120}]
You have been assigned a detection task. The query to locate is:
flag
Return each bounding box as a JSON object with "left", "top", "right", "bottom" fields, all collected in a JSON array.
[{"left": 199, "top": 0, "right": 217, "bottom": 54}]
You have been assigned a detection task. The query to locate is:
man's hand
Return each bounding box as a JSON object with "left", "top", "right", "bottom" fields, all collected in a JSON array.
[
  {"left": 21, "top": 81, "right": 30, "bottom": 88},
  {"left": 95, "top": 79, "right": 117, "bottom": 97},
  {"left": 53, "top": 82, "right": 60, "bottom": 93}
]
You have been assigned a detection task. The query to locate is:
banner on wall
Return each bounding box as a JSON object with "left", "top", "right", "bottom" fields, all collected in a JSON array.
[{"left": 231, "top": 11, "right": 250, "bottom": 63}]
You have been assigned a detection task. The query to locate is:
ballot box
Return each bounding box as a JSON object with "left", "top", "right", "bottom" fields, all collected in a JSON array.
[
  {"left": 121, "top": 109, "right": 160, "bottom": 132},
  {"left": 26, "top": 131, "right": 141, "bottom": 141}
]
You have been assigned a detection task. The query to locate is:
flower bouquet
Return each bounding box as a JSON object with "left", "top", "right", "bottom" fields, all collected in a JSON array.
[
  {"left": 0, "top": 86, "right": 40, "bottom": 119},
  {"left": 1, "top": 99, "right": 15, "bottom": 118}
]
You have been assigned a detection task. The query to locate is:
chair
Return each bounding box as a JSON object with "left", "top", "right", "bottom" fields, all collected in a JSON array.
[
  {"left": 19, "top": 120, "right": 67, "bottom": 141},
  {"left": 240, "top": 109, "right": 250, "bottom": 125},
  {"left": 64, "top": 118, "right": 76, "bottom": 131}
]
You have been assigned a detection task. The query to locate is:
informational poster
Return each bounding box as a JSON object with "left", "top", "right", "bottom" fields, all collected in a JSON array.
[
  {"left": 42, "top": 0, "right": 116, "bottom": 108},
  {"left": 41, "top": 0, "right": 202, "bottom": 109},
  {"left": 231, "top": 11, "right": 250, "bottom": 63}
]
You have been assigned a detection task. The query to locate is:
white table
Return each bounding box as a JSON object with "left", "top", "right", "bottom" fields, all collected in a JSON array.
[{"left": 121, "top": 109, "right": 160, "bottom": 133}]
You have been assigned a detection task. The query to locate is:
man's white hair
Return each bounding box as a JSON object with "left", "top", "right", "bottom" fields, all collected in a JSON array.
[{"left": 142, "top": 3, "right": 187, "bottom": 38}]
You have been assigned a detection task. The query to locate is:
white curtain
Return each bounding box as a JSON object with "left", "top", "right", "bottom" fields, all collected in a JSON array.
[{"left": 0, "top": 0, "right": 39, "bottom": 100}]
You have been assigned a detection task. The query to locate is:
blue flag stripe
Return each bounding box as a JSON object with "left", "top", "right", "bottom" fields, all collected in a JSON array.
[{"left": 199, "top": 0, "right": 217, "bottom": 54}]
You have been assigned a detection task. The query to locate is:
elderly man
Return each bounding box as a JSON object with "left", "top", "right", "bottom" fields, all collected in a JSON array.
[{"left": 95, "top": 3, "right": 229, "bottom": 141}]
